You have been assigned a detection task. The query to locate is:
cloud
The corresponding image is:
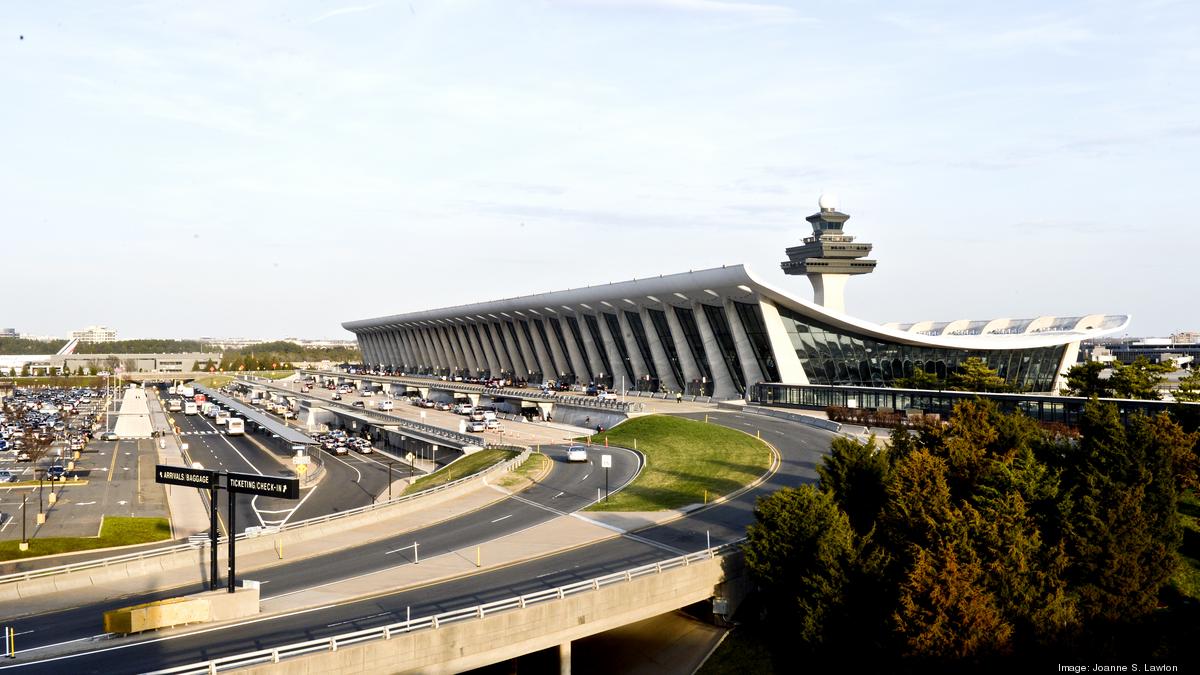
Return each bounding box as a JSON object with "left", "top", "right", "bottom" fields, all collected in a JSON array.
[{"left": 310, "top": 2, "right": 388, "bottom": 24}]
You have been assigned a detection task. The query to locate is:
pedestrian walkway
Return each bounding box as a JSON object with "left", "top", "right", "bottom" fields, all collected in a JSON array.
[
  {"left": 148, "top": 392, "right": 209, "bottom": 540},
  {"left": 112, "top": 387, "right": 154, "bottom": 439}
]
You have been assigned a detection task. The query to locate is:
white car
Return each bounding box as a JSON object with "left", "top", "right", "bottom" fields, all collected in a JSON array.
[
  {"left": 360, "top": 390, "right": 374, "bottom": 397},
  {"left": 484, "top": 418, "right": 502, "bottom": 430},
  {"left": 566, "top": 445, "right": 588, "bottom": 462},
  {"left": 377, "top": 400, "right": 394, "bottom": 411},
  {"left": 466, "top": 420, "right": 487, "bottom": 433}
]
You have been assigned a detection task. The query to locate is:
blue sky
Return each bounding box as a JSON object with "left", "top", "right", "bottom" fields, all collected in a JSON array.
[{"left": 2, "top": 0, "right": 1196, "bottom": 339}]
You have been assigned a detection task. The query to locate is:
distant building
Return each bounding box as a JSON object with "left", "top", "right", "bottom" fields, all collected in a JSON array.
[
  {"left": 1172, "top": 331, "right": 1199, "bottom": 345},
  {"left": 70, "top": 325, "right": 117, "bottom": 344},
  {"left": 0, "top": 328, "right": 17, "bottom": 338},
  {"left": 1081, "top": 337, "right": 1200, "bottom": 366}
]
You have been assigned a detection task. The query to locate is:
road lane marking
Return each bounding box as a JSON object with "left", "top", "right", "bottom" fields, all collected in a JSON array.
[
  {"left": 490, "top": 514, "right": 512, "bottom": 523},
  {"left": 552, "top": 491, "right": 564, "bottom": 499},
  {"left": 107, "top": 441, "right": 120, "bottom": 481}
]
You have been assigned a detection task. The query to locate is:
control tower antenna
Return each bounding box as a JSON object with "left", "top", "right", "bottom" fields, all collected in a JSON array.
[{"left": 780, "top": 194, "right": 877, "bottom": 313}]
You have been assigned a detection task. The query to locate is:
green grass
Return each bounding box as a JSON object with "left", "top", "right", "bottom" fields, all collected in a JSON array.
[
  {"left": 0, "top": 516, "right": 172, "bottom": 562},
  {"left": 1173, "top": 489, "right": 1200, "bottom": 600},
  {"left": 495, "top": 452, "right": 552, "bottom": 490},
  {"left": 244, "top": 370, "right": 296, "bottom": 380},
  {"left": 583, "top": 415, "right": 773, "bottom": 512},
  {"left": 402, "top": 449, "right": 519, "bottom": 495}
]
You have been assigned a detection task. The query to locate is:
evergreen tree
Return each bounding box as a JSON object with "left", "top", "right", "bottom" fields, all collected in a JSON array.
[
  {"left": 817, "top": 436, "right": 890, "bottom": 535},
  {"left": 743, "top": 486, "right": 856, "bottom": 647},
  {"left": 948, "top": 357, "right": 1010, "bottom": 393},
  {"left": 894, "top": 366, "right": 942, "bottom": 390},
  {"left": 1109, "top": 357, "right": 1173, "bottom": 400},
  {"left": 1174, "top": 368, "right": 1200, "bottom": 403},
  {"left": 1063, "top": 361, "right": 1112, "bottom": 398}
]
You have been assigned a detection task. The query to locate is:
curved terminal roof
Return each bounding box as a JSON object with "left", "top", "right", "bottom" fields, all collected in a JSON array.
[{"left": 343, "top": 265, "right": 1129, "bottom": 350}]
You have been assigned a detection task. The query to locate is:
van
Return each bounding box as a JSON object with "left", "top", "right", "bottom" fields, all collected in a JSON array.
[{"left": 377, "top": 400, "right": 394, "bottom": 411}]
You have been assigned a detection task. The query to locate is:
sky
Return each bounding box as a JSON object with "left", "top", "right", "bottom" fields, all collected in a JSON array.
[{"left": 2, "top": 0, "right": 1197, "bottom": 340}]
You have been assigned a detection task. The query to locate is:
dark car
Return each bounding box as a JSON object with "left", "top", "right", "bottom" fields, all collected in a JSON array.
[
  {"left": 47, "top": 465, "right": 66, "bottom": 481},
  {"left": 352, "top": 401, "right": 365, "bottom": 408},
  {"left": 331, "top": 393, "right": 342, "bottom": 401}
]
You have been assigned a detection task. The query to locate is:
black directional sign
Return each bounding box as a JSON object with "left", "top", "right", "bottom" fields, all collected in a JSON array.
[
  {"left": 226, "top": 471, "right": 300, "bottom": 500},
  {"left": 155, "top": 464, "right": 218, "bottom": 489}
]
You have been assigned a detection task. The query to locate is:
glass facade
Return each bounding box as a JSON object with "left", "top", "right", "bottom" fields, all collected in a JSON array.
[
  {"left": 624, "top": 310, "right": 660, "bottom": 391},
  {"left": 646, "top": 308, "right": 684, "bottom": 391},
  {"left": 583, "top": 314, "right": 615, "bottom": 387},
  {"left": 673, "top": 307, "right": 714, "bottom": 396},
  {"left": 603, "top": 313, "right": 636, "bottom": 383},
  {"left": 750, "top": 383, "right": 1186, "bottom": 428},
  {"left": 732, "top": 301, "right": 781, "bottom": 383},
  {"left": 564, "top": 316, "right": 596, "bottom": 383},
  {"left": 701, "top": 303, "right": 747, "bottom": 395},
  {"left": 775, "top": 307, "right": 1065, "bottom": 392}
]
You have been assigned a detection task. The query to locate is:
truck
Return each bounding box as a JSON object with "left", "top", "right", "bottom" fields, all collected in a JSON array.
[
  {"left": 184, "top": 401, "right": 198, "bottom": 415},
  {"left": 167, "top": 399, "right": 183, "bottom": 413},
  {"left": 179, "top": 385, "right": 195, "bottom": 399}
]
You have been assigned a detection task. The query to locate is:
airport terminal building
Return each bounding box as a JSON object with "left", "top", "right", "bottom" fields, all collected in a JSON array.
[{"left": 344, "top": 198, "right": 1128, "bottom": 400}]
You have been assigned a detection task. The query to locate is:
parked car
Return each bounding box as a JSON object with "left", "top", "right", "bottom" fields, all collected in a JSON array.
[
  {"left": 101, "top": 431, "right": 119, "bottom": 441},
  {"left": 16, "top": 450, "right": 31, "bottom": 462},
  {"left": 47, "top": 464, "right": 66, "bottom": 481},
  {"left": 566, "top": 445, "right": 588, "bottom": 462},
  {"left": 0, "top": 469, "right": 16, "bottom": 482}
]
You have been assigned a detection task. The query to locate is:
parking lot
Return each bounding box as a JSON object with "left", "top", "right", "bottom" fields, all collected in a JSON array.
[{"left": 0, "top": 386, "right": 170, "bottom": 544}]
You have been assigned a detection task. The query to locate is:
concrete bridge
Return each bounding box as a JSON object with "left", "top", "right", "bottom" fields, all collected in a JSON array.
[{"left": 152, "top": 547, "right": 747, "bottom": 675}]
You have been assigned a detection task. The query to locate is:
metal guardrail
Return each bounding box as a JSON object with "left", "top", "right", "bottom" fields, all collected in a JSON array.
[
  {"left": 144, "top": 540, "right": 742, "bottom": 675},
  {"left": 0, "top": 448, "right": 531, "bottom": 587},
  {"left": 303, "top": 369, "right": 645, "bottom": 413}
]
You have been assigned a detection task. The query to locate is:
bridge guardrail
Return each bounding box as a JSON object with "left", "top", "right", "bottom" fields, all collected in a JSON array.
[
  {"left": 144, "top": 539, "right": 742, "bottom": 675},
  {"left": 0, "top": 447, "right": 531, "bottom": 587}
]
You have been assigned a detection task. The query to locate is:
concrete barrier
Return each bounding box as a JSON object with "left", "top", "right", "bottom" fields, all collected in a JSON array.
[
  {"left": 738, "top": 404, "right": 842, "bottom": 432},
  {"left": 103, "top": 586, "right": 259, "bottom": 634},
  {"left": 234, "top": 554, "right": 733, "bottom": 675}
]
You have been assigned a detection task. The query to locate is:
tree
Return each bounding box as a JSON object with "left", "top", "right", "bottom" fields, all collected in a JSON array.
[
  {"left": 817, "top": 436, "right": 890, "bottom": 536},
  {"left": 894, "top": 366, "right": 942, "bottom": 390},
  {"left": 743, "top": 486, "right": 856, "bottom": 647},
  {"left": 947, "top": 358, "right": 1009, "bottom": 392},
  {"left": 1174, "top": 367, "right": 1200, "bottom": 403},
  {"left": 1109, "top": 357, "right": 1173, "bottom": 400},
  {"left": 1063, "top": 360, "right": 1111, "bottom": 398}
]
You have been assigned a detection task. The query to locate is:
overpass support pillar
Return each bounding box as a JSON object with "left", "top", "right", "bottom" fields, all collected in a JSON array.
[
  {"left": 467, "top": 392, "right": 480, "bottom": 406},
  {"left": 558, "top": 640, "right": 571, "bottom": 675},
  {"left": 537, "top": 401, "right": 554, "bottom": 421},
  {"left": 418, "top": 386, "right": 429, "bottom": 399}
]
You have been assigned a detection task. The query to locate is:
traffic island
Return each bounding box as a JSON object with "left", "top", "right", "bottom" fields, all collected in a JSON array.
[{"left": 103, "top": 585, "right": 260, "bottom": 635}]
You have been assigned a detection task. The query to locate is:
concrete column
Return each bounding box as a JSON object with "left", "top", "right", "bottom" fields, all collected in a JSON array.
[
  {"left": 497, "top": 321, "right": 528, "bottom": 376},
  {"left": 596, "top": 313, "right": 634, "bottom": 386},
  {"left": 639, "top": 306, "right": 681, "bottom": 392},
  {"left": 424, "top": 327, "right": 450, "bottom": 371},
  {"left": 380, "top": 328, "right": 399, "bottom": 367},
  {"left": 526, "top": 320, "right": 557, "bottom": 380},
  {"left": 485, "top": 322, "right": 514, "bottom": 374},
  {"left": 453, "top": 324, "right": 481, "bottom": 373},
  {"left": 466, "top": 322, "right": 497, "bottom": 375},
  {"left": 573, "top": 313, "right": 607, "bottom": 384},
  {"left": 363, "top": 332, "right": 381, "bottom": 365},
  {"left": 539, "top": 318, "right": 573, "bottom": 382},
  {"left": 511, "top": 320, "right": 542, "bottom": 380},
  {"left": 616, "top": 309, "right": 651, "bottom": 384},
  {"left": 559, "top": 640, "right": 571, "bottom": 675},
  {"left": 410, "top": 329, "right": 434, "bottom": 370},
  {"left": 432, "top": 326, "right": 459, "bottom": 371},
  {"left": 692, "top": 301, "right": 738, "bottom": 399},
  {"left": 758, "top": 299, "right": 807, "bottom": 384},
  {"left": 724, "top": 297, "right": 767, "bottom": 388},
  {"left": 664, "top": 305, "right": 702, "bottom": 387},
  {"left": 396, "top": 329, "right": 417, "bottom": 370},
  {"left": 388, "top": 329, "right": 406, "bottom": 368},
  {"left": 558, "top": 317, "right": 593, "bottom": 383}
]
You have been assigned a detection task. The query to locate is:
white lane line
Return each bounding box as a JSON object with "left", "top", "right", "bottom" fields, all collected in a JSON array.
[
  {"left": 383, "top": 543, "right": 418, "bottom": 556},
  {"left": 581, "top": 473, "right": 590, "bottom": 481},
  {"left": 327, "top": 611, "right": 390, "bottom": 628},
  {"left": 552, "top": 491, "right": 564, "bottom": 499},
  {"left": 535, "top": 568, "right": 569, "bottom": 579},
  {"left": 490, "top": 514, "right": 512, "bottom": 523}
]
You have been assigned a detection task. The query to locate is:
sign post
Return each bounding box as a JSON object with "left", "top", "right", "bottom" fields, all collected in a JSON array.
[
  {"left": 601, "top": 454, "right": 612, "bottom": 502},
  {"left": 155, "top": 465, "right": 220, "bottom": 590},
  {"left": 225, "top": 471, "right": 300, "bottom": 592}
]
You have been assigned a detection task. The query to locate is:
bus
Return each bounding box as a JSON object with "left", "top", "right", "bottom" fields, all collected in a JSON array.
[
  {"left": 226, "top": 418, "right": 245, "bottom": 435},
  {"left": 184, "top": 401, "right": 198, "bottom": 415}
]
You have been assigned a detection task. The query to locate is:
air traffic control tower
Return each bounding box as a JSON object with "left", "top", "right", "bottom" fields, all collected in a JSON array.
[{"left": 780, "top": 194, "right": 877, "bottom": 314}]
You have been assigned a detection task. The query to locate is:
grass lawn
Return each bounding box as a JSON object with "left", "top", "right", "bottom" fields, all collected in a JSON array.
[
  {"left": 0, "top": 516, "right": 172, "bottom": 562},
  {"left": 402, "top": 449, "right": 519, "bottom": 496},
  {"left": 583, "top": 415, "right": 773, "bottom": 512},
  {"left": 192, "top": 375, "right": 234, "bottom": 388},
  {"left": 1174, "top": 489, "right": 1200, "bottom": 600},
  {"left": 695, "top": 627, "right": 776, "bottom": 675},
  {"left": 494, "top": 452, "right": 552, "bottom": 491}
]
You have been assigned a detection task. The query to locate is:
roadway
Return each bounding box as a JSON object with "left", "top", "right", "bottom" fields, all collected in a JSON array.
[
  {"left": 1, "top": 410, "right": 830, "bottom": 673},
  {"left": 0, "top": 441, "right": 644, "bottom": 672}
]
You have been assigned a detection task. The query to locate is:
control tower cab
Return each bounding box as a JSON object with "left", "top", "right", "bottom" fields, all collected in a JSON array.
[{"left": 780, "top": 194, "right": 877, "bottom": 314}]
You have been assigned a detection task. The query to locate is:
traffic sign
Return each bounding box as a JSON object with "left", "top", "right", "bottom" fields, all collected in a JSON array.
[
  {"left": 227, "top": 471, "right": 300, "bottom": 499},
  {"left": 601, "top": 454, "right": 612, "bottom": 468},
  {"left": 155, "top": 464, "right": 218, "bottom": 489}
]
